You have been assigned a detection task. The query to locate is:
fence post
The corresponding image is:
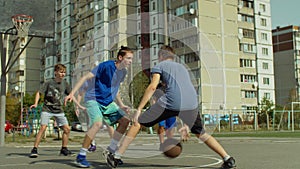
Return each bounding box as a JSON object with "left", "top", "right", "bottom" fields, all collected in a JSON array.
[
  {"left": 254, "top": 111, "right": 257, "bottom": 130},
  {"left": 229, "top": 110, "right": 233, "bottom": 131},
  {"left": 288, "top": 111, "right": 290, "bottom": 130}
]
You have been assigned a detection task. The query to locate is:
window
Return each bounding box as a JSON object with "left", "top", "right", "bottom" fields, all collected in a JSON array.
[
  {"left": 261, "top": 32, "right": 268, "bottom": 41},
  {"left": 153, "top": 16, "right": 156, "bottom": 25},
  {"left": 97, "top": 12, "right": 102, "bottom": 21},
  {"left": 240, "top": 74, "right": 256, "bottom": 83},
  {"left": 137, "top": 7, "right": 140, "bottom": 15},
  {"left": 239, "top": 14, "right": 254, "bottom": 23},
  {"left": 239, "top": 0, "right": 254, "bottom": 8},
  {"left": 263, "top": 77, "right": 270, "bottom": 85},
  {"left": 264, "top": 92, "right": 271, "bottom": 99},
  {"left": 262, "top": 62, "right": 268, "bottom": 69},
  {"left": 153, "top": 46, "right": 156, "bottom": 55},
  {"left": 260, "top": 18, "right": 267, "bottom": 26},
  {"left": 259, "top": 3, "right": 266, "bottom": 12},
  {"left": 240, "top": 59, "right": 254, "bottom": 68},
  {"left": 243, "top": 29, "right": 254, "bottom": 39},
  {"left": 242, "top": 90, "right": 257, "bottom": 98},
  {"left": 153, "top": 32, "right": 156, "bottom": 41},
  {"left": 262, "top": 47, "right": 268, "bottom": 55},
  {"left": 240, "top": 43, "right": 256, "bottom": 53},
  {"left": 152, "top": 1, "right": 156, "bottom": 11}
]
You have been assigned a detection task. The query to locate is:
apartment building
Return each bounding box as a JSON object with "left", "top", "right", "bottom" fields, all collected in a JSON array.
[
  {"left": 8, "top": 37, "right": 45, "bottom": 95},
  {"left": 272, "top": 25, "right": 300, "bottom": 106},
  {"left": 143, "top": 0, "right": 275, "bottom": 112}
]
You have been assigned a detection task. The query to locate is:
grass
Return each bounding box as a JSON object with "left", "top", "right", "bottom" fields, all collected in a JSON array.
[{"left": 4, "top": 133, "right": 84, "bottom": 144}]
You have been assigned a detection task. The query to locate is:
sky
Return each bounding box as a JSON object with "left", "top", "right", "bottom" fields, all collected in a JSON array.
[{"left": 270, "top": 0, "right": 300, "bottom": 28}]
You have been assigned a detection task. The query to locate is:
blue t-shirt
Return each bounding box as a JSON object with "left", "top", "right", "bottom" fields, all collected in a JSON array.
[
  {"left": 151, "top": 60, "right": 198, "bottom": 111},
  {"left": 79, "top": 78, "right": 96, "bottom": 102},
  {"left": 89, "top": 60, "right": 127, "bottom": 106}
]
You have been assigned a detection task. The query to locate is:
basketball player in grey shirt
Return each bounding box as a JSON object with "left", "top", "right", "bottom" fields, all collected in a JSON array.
[{"left": 107, "top": 45, "right": 236, "bottom": 169}]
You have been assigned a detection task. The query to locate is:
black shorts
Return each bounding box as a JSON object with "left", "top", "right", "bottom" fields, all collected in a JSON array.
[{"left": 138, "top": 103, "right": 205, "bottom": 134}]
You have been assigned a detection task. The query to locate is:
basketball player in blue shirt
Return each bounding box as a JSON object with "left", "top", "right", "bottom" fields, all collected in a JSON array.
[{"left": 65, "top": 46, "right": 133, "bottom": 168}]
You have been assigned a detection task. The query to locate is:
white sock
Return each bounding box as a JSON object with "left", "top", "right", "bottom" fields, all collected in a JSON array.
[
  {"left": 114, "top": 151, "right": 121, "bottom": 159},
  {"left": 79, "top": 148, "right": 88, "bottom": 156},
  {"left": 91, "top": 140, "right": 96, "bottom": 145},
  {"left": 108, "top": 139, "right": 119, "bottom": 151},
  {"left": 223, "top": 155, "right": 231, "bottom": 161}
]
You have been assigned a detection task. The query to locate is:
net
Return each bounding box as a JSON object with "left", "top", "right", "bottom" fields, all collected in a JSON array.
[{"left": 12, "top": 14, "right": 33, "bottom": 38}]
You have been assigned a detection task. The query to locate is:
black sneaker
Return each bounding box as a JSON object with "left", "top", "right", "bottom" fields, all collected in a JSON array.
[
  {"left": 106, "top": 152, "right": 118, "bottom": 168},
  {"left": 29, "top": 147, "right": 38, "bottom": 158},
  {"left": 60, "top": 148, "right": 74, "bottom": 156},
  {"left": 221, "top": 157, "right": 236, "bottom": 169}
]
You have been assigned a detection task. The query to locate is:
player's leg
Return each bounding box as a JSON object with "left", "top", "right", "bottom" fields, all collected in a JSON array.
[
  {"left": 165, "top": 117, "right": 177, "bottom": 139},
  {"left": 102, "top": 102, "right": 131, "bottom": 168},
  {"left": 179, "top": 109, "right": 236, "bottom": 168},
  {"left": 103, "top": 102, "right": 130, "bottom": 153},
  {"left": 55, "top": 113, "right": 72, "bottom": 156},
  {"left": 29, "top": 111, "right": 51, "bottom": 158},
  {"left": 157, "top": 121, "right": 166, "bottom": 144},
  {"left": 76, "top": 100, "right": 103, "bottom": 168}
]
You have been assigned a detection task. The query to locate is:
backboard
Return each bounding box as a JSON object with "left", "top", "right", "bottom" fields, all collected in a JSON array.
[{"left": 0, "top": 0, "right": 55, "bottom": 38}]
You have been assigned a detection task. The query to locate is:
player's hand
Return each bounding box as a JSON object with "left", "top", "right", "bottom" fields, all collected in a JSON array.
[
  {"left": 77, "top": 104, "right": 86, "bottom": 110},
  {"left": 64, "top": 94, "right": 73, "bottom": 106},
  {"left": 132, "top": 109, "right": 142, "bottom": 125},
  {"left": 30, "top": 104, "right": 37, "bottom": 109},
  {"left": 120, "top": 105, "right": 130, "bottom": 114},
  {"left": 179, "top": 125, "right": 190, "bottom": 142}
]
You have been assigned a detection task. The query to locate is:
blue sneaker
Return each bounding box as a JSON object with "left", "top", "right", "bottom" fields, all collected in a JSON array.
[{"left": 75, "top": 154, "right": 90, "bottom": 168}]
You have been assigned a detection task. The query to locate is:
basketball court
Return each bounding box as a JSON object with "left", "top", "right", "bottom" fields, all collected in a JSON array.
[{"left": 0, "top": 132, "right": 299, "bottom": 169}]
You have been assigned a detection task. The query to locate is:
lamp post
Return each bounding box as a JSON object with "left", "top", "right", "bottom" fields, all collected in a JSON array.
[
  {"left": 253, "top": 81, "right": 259, "bottom": 130},
  {"left": 15, "top": 81, "right": 24, "bottom": 131}
]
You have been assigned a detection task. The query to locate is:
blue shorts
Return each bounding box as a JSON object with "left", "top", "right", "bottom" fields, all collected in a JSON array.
[
  {"left": 158, "top": 117, "right": 177, "bottom": 129},
  {"left": 85, "top": 100, "right": 126, "bottom": 127}
]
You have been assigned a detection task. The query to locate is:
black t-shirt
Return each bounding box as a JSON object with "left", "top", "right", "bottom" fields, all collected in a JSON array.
[{"left": 40, "top": 79, "right": 71, "bottom": 113}]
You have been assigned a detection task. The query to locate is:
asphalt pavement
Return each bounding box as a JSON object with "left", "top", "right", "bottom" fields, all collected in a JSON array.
[{"left": 0, "top": 131, "right": 300, "bottom": 169}]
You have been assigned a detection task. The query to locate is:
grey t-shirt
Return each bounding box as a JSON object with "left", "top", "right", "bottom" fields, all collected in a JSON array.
[
  {"left": 40, "top": 79, "right": 71, "bottom": 113},
  {"left": 151, "top": 60, "right": 198, "bottom": 111}
]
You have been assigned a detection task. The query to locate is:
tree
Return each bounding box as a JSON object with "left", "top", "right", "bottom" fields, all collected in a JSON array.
[
  {"left": 5, "top": 92, "right": 20, "bottom": 125},
  {"left": 128, "top": 70, "right": 150, "bottom": 108},
  {"left": 258, "top": 97, "right": 275, "bottom": 129}
]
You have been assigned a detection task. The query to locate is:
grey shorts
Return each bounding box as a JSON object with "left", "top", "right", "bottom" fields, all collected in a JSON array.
[{"left": 40, "top": 111, "right": 69, "bottom": 126}]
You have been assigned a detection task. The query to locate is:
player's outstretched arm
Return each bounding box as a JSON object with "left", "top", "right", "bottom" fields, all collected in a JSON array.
[{"left": 64, "top": 72, "right": 94, "bottom": 105}]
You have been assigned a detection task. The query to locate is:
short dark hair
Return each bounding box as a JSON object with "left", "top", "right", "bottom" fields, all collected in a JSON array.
[
  {"left": 54, "top": 64, "right": 66, "bottom": 72},
  {"left": 158, "top": 45, "right": 175, "bottom": 59},
  {"left": 117, "top": 46, "right": 134, "bottom": 57}
]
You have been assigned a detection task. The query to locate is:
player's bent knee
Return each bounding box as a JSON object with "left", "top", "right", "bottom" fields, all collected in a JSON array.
[
  {"left": 92, "top": 122, "right": 102, "bottom": 129},
  {"left": 198, "top": 133, "right": 211, "bottom": 142}
]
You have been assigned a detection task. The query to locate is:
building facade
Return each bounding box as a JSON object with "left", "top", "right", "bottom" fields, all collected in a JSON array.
[
  {"left": 50, "top": 0, "right": 276, "bottom": 114},
  {"left": 272, "top": 25, "right": 300, "bottom": 106}
]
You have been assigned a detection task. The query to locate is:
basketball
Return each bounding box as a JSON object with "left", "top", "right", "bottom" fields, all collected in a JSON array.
[{"left": 161, "top": 138, "right": 182, "bottom": 158}]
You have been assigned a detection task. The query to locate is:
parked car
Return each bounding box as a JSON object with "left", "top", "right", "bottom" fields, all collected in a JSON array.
[
  {"left": 71, "top": 122, "right": 84, "bottom": 132},
  {"left": 5, "top": 120, "right": 14, "bottom": 133}
]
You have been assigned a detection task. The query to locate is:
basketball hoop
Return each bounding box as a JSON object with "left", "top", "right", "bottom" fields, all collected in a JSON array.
[{"left": 12, "top": 14, "right": 33, "bottom": 38}]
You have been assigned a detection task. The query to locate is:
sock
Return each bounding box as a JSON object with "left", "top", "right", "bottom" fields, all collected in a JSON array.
[
  {"left": 114, "top": 151, "right": 121, "bottom": 159},
  {"left": 223, "top": 155, "right": 231, "bottom": 161},
  {"left": 108, "top": 139, "right": 119, "bottom": 152},
  {"left": 61, "top": 146, "right": 67, "bottom": 150},
  {"left": 79, "top": 148, "right": 88, "bottom": 156}
]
